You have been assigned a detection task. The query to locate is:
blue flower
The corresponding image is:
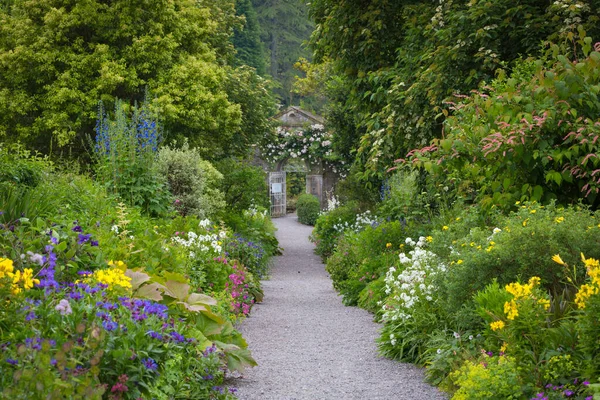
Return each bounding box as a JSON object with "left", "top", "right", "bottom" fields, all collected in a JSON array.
[
  {"left": 102, "top": 320, "right": 118, "bottom": 332},
  {"left": 142, "top": 357, "right": 158, "bottom": 371}
]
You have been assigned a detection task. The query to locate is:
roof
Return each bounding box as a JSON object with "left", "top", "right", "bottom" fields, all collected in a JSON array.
[{"left": 274, "top": 106, "right": 325, "bottom": 127}]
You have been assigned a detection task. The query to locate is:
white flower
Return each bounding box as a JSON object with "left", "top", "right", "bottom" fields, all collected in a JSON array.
[
  {"left": 111, "top": 225, "right": 119, "bottom": 234},
  {"left": 453, "top": 332, "right": 461, "bottom": 339},
  {"left": 437, "top": 349, "right": 442, "bottom": 354},
  {"left": 199, "top": 219, "right": 211, "bottom": 228},
  {"left": 493, "top": 227, "right": 501, "bottom": 234}
]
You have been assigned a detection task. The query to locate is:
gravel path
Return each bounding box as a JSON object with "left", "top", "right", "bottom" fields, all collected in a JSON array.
[{"left": 233, "top": 214, "right": 447, "bottom": 400}]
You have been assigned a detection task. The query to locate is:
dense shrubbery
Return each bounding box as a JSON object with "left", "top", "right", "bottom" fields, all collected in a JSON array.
[
  {"left": 296, "top": 194, "right": 321, "bottom": 225},
  {"left": 0, "top": 147, "right": 277, "bottom": 398},
  {"left": 313, "top": 46, "right": 600, "bottom": 396}
]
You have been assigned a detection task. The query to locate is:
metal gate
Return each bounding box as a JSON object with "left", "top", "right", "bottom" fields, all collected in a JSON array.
[
  {"left": 269, "top": 171, "right": 286, "bottom": 217},
  {"left": 306, "top": 175, "right": 323, "bottom": 209}
]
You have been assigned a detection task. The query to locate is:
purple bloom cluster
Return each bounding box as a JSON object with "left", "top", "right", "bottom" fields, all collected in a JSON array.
[
  {"left": 119, "top": 298, "right": 169, "bottom": 320},
  {"left": 37, "top": 245, "right": 59, "bottom": 291}
]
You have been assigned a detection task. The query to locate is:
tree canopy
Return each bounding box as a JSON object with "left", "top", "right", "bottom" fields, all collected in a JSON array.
[{"left": 0, "top": 0, "right": 275, "bottom": 160}]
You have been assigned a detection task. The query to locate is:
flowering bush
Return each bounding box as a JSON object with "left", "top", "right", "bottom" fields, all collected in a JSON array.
[
  {"left": 325, "top": 220, "right": 410, "bottom": 308},
  {"left": 261, "top": 124, "right": 346, "bottom": 175},
  {"left": 379, "top": 236, "right": 447, "bottom": 362},
  {"left": 310, "top": 202, "right": 370, "bottom": 260}
]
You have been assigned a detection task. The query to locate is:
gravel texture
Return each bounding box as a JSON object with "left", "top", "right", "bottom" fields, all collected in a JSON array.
[{"left": 232, "top": 214, "right": 447, "bottom": 400}]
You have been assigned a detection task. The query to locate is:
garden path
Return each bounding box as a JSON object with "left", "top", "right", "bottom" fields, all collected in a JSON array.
[{"left": 233, "top": 214, "right": 447, "bottom": 400}]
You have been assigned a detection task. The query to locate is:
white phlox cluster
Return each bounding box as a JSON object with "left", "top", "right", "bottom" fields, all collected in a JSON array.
[
  {"left": 331, "top": 210, "right": 380, "bottom": 234},
  {"left": 171, "top": 225, "right": 227, "bottom": 257},
  {"left": 381, "top": 237, "right": 445, "bottom": 324}
]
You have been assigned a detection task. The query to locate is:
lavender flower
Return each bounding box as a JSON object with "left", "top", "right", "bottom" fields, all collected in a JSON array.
[{"left": 55, "top": 299, "right": 72, "bottom": 315}]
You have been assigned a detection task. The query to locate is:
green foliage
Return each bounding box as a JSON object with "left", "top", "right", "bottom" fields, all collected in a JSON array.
[
  {"left": 0, "top": 0, "right": 274, "bottom": 159},
  {"left": 0, "top": 144, "right": 51, "bottom": 188},
  {"left": 310, "top": 201, "right": 361, "bottom": 259},
  {"left": 94, "top": 100, "right": 172, "bottom": 217},
  {"left": 252, "top": 0, "right": 314, "bottom": 106},
  {"left": 157, "top": 142, "right": 225, "bottom": 218},
  {"left": 325, "top": 221, "right": 409, "bottom": 307},
  {"left": 449, "top": 356, "right": 523, "bottom": 400},
  {"left": 216, "top": 158, "right": 269, "bottom": 212},
  {"left": 308, "top": 0, "right": 600, "bottom": 181},
  {"left": 404, "top": 41, "right": 600, "bottom": 210},
  {"left": 439, "top": 202, "right": 600, "bottom": 315},
  {"left": 296, "top": 193, "right": 320, "bottom": 225},
  {"left": 233, "top": 0, "right": 266, "bottom": 75}
]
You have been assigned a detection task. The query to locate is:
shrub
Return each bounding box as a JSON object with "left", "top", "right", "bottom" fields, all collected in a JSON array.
[
  {"left": 296, "top": 193, "right": 321, "bottom": 225},
  {"left": 215, "top": 158, "right": 269, "bottom": 211},
  {"left": 310, "top": 201, "right": 362, "bottom": 259},
  {"left": 449, "top": 356, "right": 523, "bottom": 400},
  {"left": 326, "top": 220, "right": 410, "bottom": 306},
  {"left": 439, "top": 202, "right": 600, "bottom": 316},
  {"left": 157, "top": 142, "right": 225, "bottom": 218}
]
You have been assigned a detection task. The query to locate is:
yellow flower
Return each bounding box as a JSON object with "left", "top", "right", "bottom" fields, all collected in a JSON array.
[
  {"left": 490, "top": 320, "right": 505, "bottom": 331},
  {"left": 477, "top": 245, "right": 482, "bottom": 250},
  {"left": 552, "top": 254, "right": 566, "bottom": 266},
  {"left": 555, "top": 217, "right": 564, "bottom": 224},
  {"left": 93, "top": 268, "right": 132, "bottom": 289},
  {"left": 0, "top": 258, "right": 15, "bottom": 279},
  {"left": 538, "top": 298, "right": 550, "bottom": 310},
  {"left": 530, "top": 209, "right": 537, "bottom": 214},
  {"left": 108, "top": 260, "right": 126, "bottom": 269},
  {"left": 504, "top": 300, "right": 519, "bottom": 320},
  {"left": 470, "top": 242, "right": 475, "bottom": 247},
  {"left": 399, "top": 244, "right": 405, "bottom": 249},
  {"left": 515, "top": 201, "right": 521, "bottom": 205},
  {"left": 500, "top": 342, "right": 508, "bottom": 353},
  {"left": 442, "top": 226, "right": 449, "bottom": 231},
  {"left": 485, "top": 246, "right": 493, "bottom": 252},
  {"left": 455, "top": 217, "right": 461, "bottom": 221},
  {"left": 457, "top": 259, "right": 463, "bottom": 265},
  {"left": 426, "top": 236, "right": 433, "bottom": 243},
  {"left": 529, "top": 276, "right": 541, "bottom": 287},
  {"left": 522, "top": 218, "right": 529, "bottom": 227},
  {"left": 386, "top": 243, "right": 392, "bottom": 248}
]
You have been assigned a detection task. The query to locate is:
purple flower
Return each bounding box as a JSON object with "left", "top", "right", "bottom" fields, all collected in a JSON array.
[
  {"left": 203, "top": 374, "right": 214, "bottom": 380},
  {"left": 169, "top": 331, "right": 186, "bottom": 343},
  {"left": 6, "top": 358, "right": 18, "bottom": 366},
  {"left": 146, "top": 330, "right": 164, "bottom": 341},
  {"left": 50, "top": 237, "right": 59, "bottom": 245},
  {"left": 72, "top": 225, "right": 83, "bottom": 233},
  {"left": 564, "top": 390, "right": 574, "bottom": 397},
  {"left": 102, "top": 320, "right": 118, "bottom": 332},
  {"left": 25, "top": 311, "right": 37, "bottom": 321},
  {"left": 77, "top": 234, "right": 92, "bottom": 245},
  {"left": 77, "top": 271, "right": 92, "bottom": 276},
  {"left": 50, "top": 358, "right": 57, "bottom": 366},
  {"left": 583, "top": 381, "right": 590, "bottom": 386},
  {"left": 90, "top": 240, "right": 99, "bottom": 247},
  {"left": 142, "top": 358, "right": 158, "bottom": 371}
]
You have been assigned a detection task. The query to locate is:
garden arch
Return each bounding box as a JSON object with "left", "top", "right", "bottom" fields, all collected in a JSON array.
[{"left": 260, "top": 107, "right": 340, "bottom": 217}]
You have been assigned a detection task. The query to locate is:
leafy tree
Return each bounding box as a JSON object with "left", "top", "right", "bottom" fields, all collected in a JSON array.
[
  {"left": 233, "top": 0, "right": 267, "bottom": 75},
  {"left": 0, "top": 0, "right": 274, "bottom": 160},
  {"left": 252, "top": 0, "right": 314, "bottom": 106},
  {"left": 307, "top": 0, "right": 600, "bottom": 181}
]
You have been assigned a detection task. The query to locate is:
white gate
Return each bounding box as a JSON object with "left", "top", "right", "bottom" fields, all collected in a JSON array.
[{"left": 269, "top": 171, "right": 286, "bottom": 217}]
